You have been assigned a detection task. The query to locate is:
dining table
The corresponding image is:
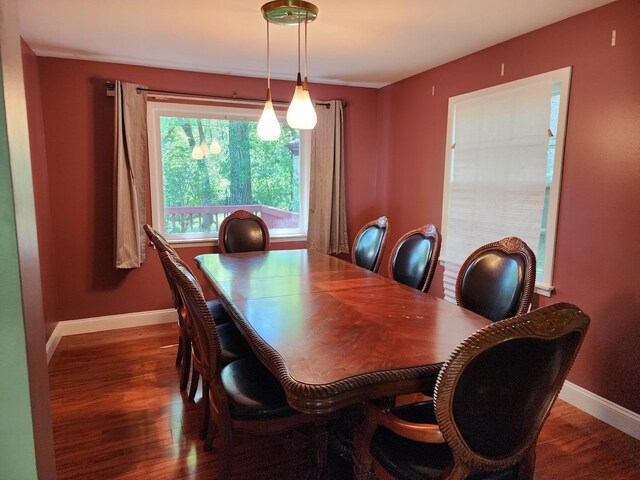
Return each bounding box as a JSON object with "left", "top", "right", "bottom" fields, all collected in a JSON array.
[{"left": 195, "top": 248, "right": 490, "bottom": 415}]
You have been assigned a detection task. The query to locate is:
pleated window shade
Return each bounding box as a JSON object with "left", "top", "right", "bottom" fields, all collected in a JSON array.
[{"left": 441, "top": 78, "right": 552, "bottom": 303}]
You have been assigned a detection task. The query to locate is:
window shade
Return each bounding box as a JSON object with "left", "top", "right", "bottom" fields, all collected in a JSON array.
[{"left": 442, "top": 80, "right": 552, "bottom": 303}]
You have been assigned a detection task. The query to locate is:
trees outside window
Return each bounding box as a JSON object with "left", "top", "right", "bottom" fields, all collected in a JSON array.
[{"left": 148, "top": 103, "right": 309, "bottom": 243}]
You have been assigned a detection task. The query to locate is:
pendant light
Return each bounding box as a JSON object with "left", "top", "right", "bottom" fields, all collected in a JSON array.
[
  {"left": 191, "top": 144, "right": 204, "bottom": 160},
  {"left": 257, "top": 19, "right": 281, "bottom": 141},
  {"left": 286, "top": 6, "right": 317, "bottom": 129},
  {"left": 210, "top": 139, "right": 222, "bottom": 155},
  {"left": 261, "top": 1, "right": 318, "bottom": 131}
]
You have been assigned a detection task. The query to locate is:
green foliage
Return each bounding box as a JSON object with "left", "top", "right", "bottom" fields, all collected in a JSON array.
[{"left": 159, "top": 115, "right": 301, "bottom": 234}]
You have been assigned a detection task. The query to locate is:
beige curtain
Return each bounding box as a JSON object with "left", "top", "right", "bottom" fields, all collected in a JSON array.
[
  {"left": 114, "top": 81, "right": 148, "bottom": 269},
  {"left": 307, "top": 100, "right": 349, "bottom": 255}
]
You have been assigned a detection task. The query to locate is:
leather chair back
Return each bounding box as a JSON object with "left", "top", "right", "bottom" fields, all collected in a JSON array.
[
  {"left": 389, "top": 224, "right": 441, "bottom": 292},
  {"left": 218, "top": 210, "right": 270, "bottom": 254},
  {"left": 434, "top": 303, "right": 589, "bottom": 473},
  {"left": 456, "top": 237, "right": 535, "bottom": 322},
  {"left": 352, "top": 216, "right": 389, "bottom": 273}
]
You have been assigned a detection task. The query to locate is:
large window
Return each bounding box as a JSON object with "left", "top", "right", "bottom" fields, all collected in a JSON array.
[
  {"left": 441, "top": 67, "right": 571, "bottom": 297},
  {"left": 147, "top": 102, "right": 310, "bottom": 244}
]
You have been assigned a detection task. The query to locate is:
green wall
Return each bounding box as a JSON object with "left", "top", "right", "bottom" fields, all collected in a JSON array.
[{"left": 0, "top": 60, "right": 39, "bottom": 479}]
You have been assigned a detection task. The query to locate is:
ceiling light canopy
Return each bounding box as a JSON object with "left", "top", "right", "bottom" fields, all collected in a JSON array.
[
  {"left": 258, "top": 1, "right": 318, "bottom": 141},
  {"left": 261, "top": 1, "right": 318, "bottom": 26}
]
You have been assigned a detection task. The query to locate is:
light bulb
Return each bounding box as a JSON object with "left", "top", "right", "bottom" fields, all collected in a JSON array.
[
  {"left": 210, "top": 139, "right": 222, "bottom": 155},
  {"left": 287, "top": 84, "right": 317, "bottom": 130},
  {"left": 258, "top": 98, "right": 281, "bottom": 141},
  {"left": 200, "top": 140, "right": 210, "bottom": 155},
  {"left": 191, "top": 144, "right": 204, "bottom": 160}
]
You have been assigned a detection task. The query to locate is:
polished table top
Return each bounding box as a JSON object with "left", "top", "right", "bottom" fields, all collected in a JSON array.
[{"left": 196, "top": 249, "right": 490, "bottom": 413}]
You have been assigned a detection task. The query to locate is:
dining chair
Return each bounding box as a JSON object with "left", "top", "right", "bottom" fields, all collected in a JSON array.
[
  {"left": 145, "top": 224, "right": 246, "bottom": 394},
  {"left": 159, "top": 251, "right": 252, "bottom": 404},
  {"left": 162, "top": 251, "right": 327, "bottom": 479},
  {"left": 217, "top": 209, "right": 270, "bottom": 253},
  {"left": 388, "top": 224, "right": 441, "bottom": 293},
  {"left": 352, "top": 216, "right": 390, "bottom": 273},
  {"left": 353, "top": 302, "right": 590, "bottom": 480},
  {"left": 456, "top": 237, "right": 536, "bottom": 322}
]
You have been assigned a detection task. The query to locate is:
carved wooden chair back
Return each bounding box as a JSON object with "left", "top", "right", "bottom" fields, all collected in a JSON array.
[
  {"left": 432, "top": 302, "right": 590, "bottom": 477},
  {"left": 161, "top": 251, "right": 326, "bottom": 479},
  {"left": 388, "top": 224, "right": 441, "bottom": 293},
  {"left": 218, "top": 210, "right": 270, "bottom": 253},
  {"left": 456, "top": 237, "right": 536, "bottom": 322},
  {"left": 354, "top": 303, "right": 589, "bottom": 480},
  {"left": 144, "top": 224, "right": 181, "bottom": 309},
  {"left": 352, "top": 216, "right": 390, "bottom": 273}
]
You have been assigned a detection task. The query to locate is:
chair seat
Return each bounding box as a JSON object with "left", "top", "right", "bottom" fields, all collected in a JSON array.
[
  {"left": 371, "top": 402, "right": 517, "bottom": 480},
  {"left": 207, "top": 299, "right": 231, "bottom": 325},
  {"left": 217, "top": 322, "right": 252, "bottom": 364},
  {"left": 221, "top": 357, "right": 296, "bottom": 420}
]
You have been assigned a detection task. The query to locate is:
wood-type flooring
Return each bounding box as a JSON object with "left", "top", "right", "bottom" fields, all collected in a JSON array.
[{"left": 49, "top": 323, "right": 640, "bottom": 479}]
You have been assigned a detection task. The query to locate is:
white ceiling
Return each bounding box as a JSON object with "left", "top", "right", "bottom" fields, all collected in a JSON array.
[{"left": 19, "top": 0, "right": 614, "bottom": 88}]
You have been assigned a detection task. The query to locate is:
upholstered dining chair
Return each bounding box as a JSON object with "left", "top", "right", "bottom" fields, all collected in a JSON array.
[
  {"left": 456, "top": 237, "right": 536, "bottom": 322},
  {"left": 159, "top": 251, "right": 251, "bottom": 404},
  {"left": 353, "top": 303, "right": 590, "bottom": 480},
  {"left": 162, "top": 251, "right": 327, "bottom": 479},
  {"left": 388, "top": 224, "right": 442, "bottom": 293},
  {"left": 352, "top": 216, "right": 390, "bottom": 273},
  {"left": 218, "top": 209, "right": 270, "bottom": 253},
  {"left": 144, "top": 224, "right": 244, "bottom": 393}
]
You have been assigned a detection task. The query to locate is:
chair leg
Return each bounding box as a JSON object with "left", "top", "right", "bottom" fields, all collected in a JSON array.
[
  {"left": 200, "top": 381, "right": 210, "bottom": 440},
  {"left": 180, "top": 336, "right": 191, "bottom": 392},
  {"left": 204, "top": 419, "right": 217, "bottom": 452},
  {"left": 175, "top": 333, "right": 184, "bottom": 366},
  {"left": 188, "top": 367, "right": 200, "bottom": 403},
  {"left": 218, "top": 423, "right": 233, "bottom": 480}
]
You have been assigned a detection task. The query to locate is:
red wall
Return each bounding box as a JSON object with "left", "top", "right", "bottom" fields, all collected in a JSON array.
[
  {"left": 21, "top": 41, "right": 59, "bottom": 339},
  {"left": 33, "top": 58, "right": 379, "bottom": 324},
  {"left": 377, "top": 0, "right": 640, "bottom": 413}
]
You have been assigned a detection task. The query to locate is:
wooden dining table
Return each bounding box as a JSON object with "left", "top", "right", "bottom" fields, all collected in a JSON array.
[{"left": 196, "top": 249, "right": 490, "bottom": 414}]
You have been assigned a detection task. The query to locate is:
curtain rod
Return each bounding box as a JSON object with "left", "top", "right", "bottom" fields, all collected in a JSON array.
[{"left": 104, "top": 81, "right": 346, "bottom": 108}]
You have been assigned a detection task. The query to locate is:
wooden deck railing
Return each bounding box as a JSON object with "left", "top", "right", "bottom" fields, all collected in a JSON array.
[{"left": 164, "top": 205, "right": 299, "bottom": 233}]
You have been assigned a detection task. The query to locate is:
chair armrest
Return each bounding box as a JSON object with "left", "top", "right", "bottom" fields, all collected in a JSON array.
[{"left": 374, "top": 407, "right": 445, "bottom": 444}]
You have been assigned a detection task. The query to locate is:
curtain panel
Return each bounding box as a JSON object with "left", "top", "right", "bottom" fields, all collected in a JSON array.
[
  {"left": 307, "top": 100, "right": 349, "bottom": 255},
  {"left": 114, "top": 81, "right": 148, "bottom": 269}
]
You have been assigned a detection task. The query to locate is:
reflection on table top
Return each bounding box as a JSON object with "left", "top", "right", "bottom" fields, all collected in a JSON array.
[{"left": 196, "top": 249, "right": 489, "bottom": 413}]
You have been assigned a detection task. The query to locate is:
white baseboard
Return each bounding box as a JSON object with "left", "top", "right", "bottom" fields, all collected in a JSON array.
[
  {"left": 45, "top": 308, "right": 175, "bottom": 364},
  {"left": 559, "top": 381, "right": 640, "bottom": 440}
]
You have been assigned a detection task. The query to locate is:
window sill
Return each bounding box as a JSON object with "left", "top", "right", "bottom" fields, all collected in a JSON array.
[
  {"left": 169, "top": 234, "right": 307, "bottom": 249},
  {"left": 534, "top": 284, "right": 555, "bottom": 297}
]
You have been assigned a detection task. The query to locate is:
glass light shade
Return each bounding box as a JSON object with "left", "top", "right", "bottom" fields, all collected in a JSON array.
[
  {"left": 191, "top": 144, "right": 204, "bottom": 160},
  {"left": 287, "top": 85, "right": 317, "bottom": 130},
  {"left": 200, "top": 140, "right": 210, "bottom": 155},
  {"left": 257, "top": 99, "right": 281, "bottom": 141},
  {"left": 210, "top": 139, "right": 222, "bottom": 155}
]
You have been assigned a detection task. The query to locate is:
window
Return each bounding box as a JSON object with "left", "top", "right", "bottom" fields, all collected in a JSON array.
[
  {"left": 147, "top": 102, "right": 310, "bottom": 244},
  {"left": 441, "top": 67, "right": 571, "bottom": 297}
]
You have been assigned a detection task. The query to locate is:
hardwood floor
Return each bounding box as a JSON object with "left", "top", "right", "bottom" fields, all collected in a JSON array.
[{"left": 49, "top": 323, "right": 640, "bottom": 479}]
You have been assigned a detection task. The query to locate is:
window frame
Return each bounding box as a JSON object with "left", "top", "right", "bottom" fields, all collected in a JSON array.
[
  {"left": 147, "top": 101, "right": 310, "bottom": 247},
  {"left": 441, "top": 67, "right": 572, "bottom": 296}
]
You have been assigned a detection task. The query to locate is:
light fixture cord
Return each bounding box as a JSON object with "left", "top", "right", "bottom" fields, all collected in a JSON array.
[
  {"left": 266, "top": 19, "right": 271, "bottom": 89},
  {"left": 304, "top": 11, "right": 308, "bottom": 81},
  {"left": 297, "top": 2, "right": 301, "bottom": 75}
]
